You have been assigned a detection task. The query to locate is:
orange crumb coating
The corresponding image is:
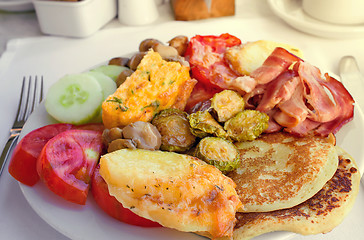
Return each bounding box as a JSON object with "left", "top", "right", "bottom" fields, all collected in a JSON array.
[{"left": 102, "top": 50, "right": 196, "bottom": 129}]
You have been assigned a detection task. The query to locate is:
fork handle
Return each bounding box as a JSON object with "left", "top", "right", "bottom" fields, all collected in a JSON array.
[{"left": 0, "top": 134, "right": 19, "bottom": 177}]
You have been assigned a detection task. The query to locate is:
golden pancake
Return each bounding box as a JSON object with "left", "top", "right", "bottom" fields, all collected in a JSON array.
[
  {"left": 228, "top": 132, "right": 338, "bottom": 212},
  {"left": 229, "top": 146, "right": 360, "bottom": 239}
]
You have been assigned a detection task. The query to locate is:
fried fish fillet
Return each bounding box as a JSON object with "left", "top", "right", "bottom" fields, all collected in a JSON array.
[
  {"left": 228, "top": 146, "right": 360, "bottom": 240},
  {"left": 228, "top": 132, "right": 338, "bottom": 212},
  {"left": 99, "top": 149, "right": 242, "bottom": 238}
]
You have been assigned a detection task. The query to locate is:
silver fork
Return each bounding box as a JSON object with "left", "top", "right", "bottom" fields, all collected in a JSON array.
[{"left": 0, "top": 76, "right": 44, "bottom": 177}]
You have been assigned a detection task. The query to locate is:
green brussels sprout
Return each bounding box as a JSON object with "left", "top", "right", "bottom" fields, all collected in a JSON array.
[
  {"left": 224, "top": 110, "right": 269, "bottom": 142},
  {"left": 211, "top": 90, "right": 245, "bottom": 122},
  {"left": 152, "top": 109, "right": 196, "bottom": 152},
  {"left": 188, "top": 111, "right": 227, "bottom": 138},
  {"left": 195, "top": 137, "right": 240, "bottom": 173}
]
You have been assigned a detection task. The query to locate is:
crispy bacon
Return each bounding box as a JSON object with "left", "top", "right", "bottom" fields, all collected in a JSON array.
[
  {"left": 296, "top": 62, "right": 339, "bottom": 122},
  {"left": 250, "top": 47, "right": 302, "bottom": 85},
  {"left": 314, "top": 74, "right": 354, "bottom": 136},
  {"left": 256, "top": 70, "right": 300, "bottom": 112},
  {"left": 244, "top": 49, "right": 354, "bottom": 136}
]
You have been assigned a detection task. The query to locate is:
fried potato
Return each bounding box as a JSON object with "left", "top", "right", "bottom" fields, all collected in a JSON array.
[
  {"left": 99, "top": 149, "right": 242, "bottom": 238},
  {"left": 225, "top": 40, "right": 303, "bottom": 76},
  {"left": 102, "top": 50, "right": 197, "bottom": 129}
]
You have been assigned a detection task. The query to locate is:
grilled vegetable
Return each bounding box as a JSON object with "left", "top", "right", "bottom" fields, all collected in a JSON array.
[
  {"left": 211, "top": 90, "right": 245, "bottom": 122},
  {"left": 195, "top": 137, "right": 240, "bottom": 173},
  {"left": 188, "top": 111, "right": 227, "bottom": 138},
  {"left": 152, "top": 109, "right": 196, "bottom": 152},
  {"left": 224, "top": 110, "right": 269, "bottom": 141}
]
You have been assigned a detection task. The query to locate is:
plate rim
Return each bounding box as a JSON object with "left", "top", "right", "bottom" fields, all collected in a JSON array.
[{"left": 267, "top": 0, "right": 364, "bottom": 38}]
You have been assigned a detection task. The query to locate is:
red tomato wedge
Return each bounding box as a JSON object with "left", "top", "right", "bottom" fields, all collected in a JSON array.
[
  {"left": 184, "top": 82, "right": 220, "bottom": 113},
  {"left": 91, "top": 165, "right": 162, "bottom": 227},
  {"left": 74, "top": 123, "right": 105, "bottom": 132},
  {"left": 37, "top": 129, "right": 103, "bottom": 205},
  {"left": 8, "top": 123, "right": 74, "bottom": 186},
  {"left": 184, "top": 33, "right": 241, "bottom": 90}
]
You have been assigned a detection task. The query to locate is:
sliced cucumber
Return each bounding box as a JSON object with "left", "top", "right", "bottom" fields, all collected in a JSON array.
[
  {"left": 91, "top": 65, "right": 129, "bottom": 82},
  {"left": 85, "top": 71, "right": 117, "bottom": 99},
  {"left": 45, "top": 73, "right": 103, "bottom": 125},
  {"left": 84, "top": 71, "right": 117, "bottom": 123}
]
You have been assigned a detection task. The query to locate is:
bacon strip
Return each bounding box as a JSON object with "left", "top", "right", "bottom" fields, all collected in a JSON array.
[
  {"left": 296, "top": 62, "right": 339, "bottom": 122},
  {"left": 314, "top": 74, "right": 354, "bottom": 136},
  {"left": 250, "top": 47, "right": 302, "bottom": 85},
  {"left": 256, "top": 70, "right": 300, "bottom": 112},
  {"left": 243, "top": 50, "right": 354, "bottom": 136}
]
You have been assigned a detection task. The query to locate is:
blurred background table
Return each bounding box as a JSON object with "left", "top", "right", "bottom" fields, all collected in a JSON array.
[{"left": 0, "top": 0, "right": 275, "bottom": 56}]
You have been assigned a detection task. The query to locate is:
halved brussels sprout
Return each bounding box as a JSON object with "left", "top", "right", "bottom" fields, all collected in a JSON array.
[
  {"left": 195, "top": 137, "right": 240, "bottom": 173},
  {"left": 152, "top": 109, "right": 196, "bottom": 152},
  {"left": 188, "top": 111, "right": 227, "bottom": 138},
  {"left": 211, "top": 90, "right": 245, "bottom": 122},
  {"left": 224, "top": 110, "right": 269, "bottom": 142}
]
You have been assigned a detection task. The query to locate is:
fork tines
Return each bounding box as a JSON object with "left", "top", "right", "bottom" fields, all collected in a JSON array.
[{"left": 17, "top": 76, "right": 44, "bottom": 122}]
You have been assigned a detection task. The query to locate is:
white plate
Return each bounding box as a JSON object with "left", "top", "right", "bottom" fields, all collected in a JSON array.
[
  {"left": 0, "top": 0, "right": 33, "bottom": 12},
  {"left": 267, "top": 0, "right": 364, "bottom": 39},
  {"left": 18, "top": 80, "right": 364, "bottom": 240}
]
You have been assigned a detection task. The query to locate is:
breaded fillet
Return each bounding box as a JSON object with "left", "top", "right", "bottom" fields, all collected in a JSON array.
[
  {"left": 229, "top": 132, "right": 338, "bottom": 212},
  {"left": 228, "top": 146, "right": 360, "bottom": 240},
  {"left": 99, "top": 149, "right": 242, "bottom": 239},
  {"left": 102, "top": 50, "right": 196, "bottom": 129}
]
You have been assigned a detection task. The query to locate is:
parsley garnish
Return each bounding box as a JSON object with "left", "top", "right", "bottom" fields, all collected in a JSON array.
[
  {"left": 141, "top": 100, "right": 160, "bottom": 111},
  {"left": 107, "top": 97, "right": 128, "bottom": 112}
]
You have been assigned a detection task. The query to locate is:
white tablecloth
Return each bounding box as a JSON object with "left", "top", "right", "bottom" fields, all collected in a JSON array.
[{"left": 1, "top": 2, "right": 364, "bottom": 239}]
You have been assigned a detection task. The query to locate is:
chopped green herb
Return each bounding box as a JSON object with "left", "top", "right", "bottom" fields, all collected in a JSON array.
[
  {"left": 141, "top": 100, "right": 160, "bottom": 111},
  {"left": 107, "top": 97, "right": 128, "bottom": 112}
]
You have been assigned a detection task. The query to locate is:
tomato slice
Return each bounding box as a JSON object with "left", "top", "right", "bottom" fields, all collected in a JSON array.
[
  {"left": 184, "top": 82, "right": 220, "bottom": 113},
  {"left": 37, "top": 129, "right": 103, "bottom": 205},
  {"left": 74, "top": 123, "right": 105, "bottom": 132},
  {"left": 91, "top": 165, "right": 162, "bottom": 227},
  {"left": 184, "top": 33, "right": 241, "bottom": 90},
  {"left": 8, "top": 123, "right": 74, "bottom": 186}
]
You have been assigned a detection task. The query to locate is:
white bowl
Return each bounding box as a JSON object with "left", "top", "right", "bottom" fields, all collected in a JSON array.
[{"left": 32, "top": 0, "right": 117, "bottom": 38}]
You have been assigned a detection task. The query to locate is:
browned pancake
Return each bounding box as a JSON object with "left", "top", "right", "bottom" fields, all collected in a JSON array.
[
  {"left": 229, "top": 132, "right": 338, "bottom": 212},
  {"left": 229, "top": 146, "right": 360, "bottom": 239}
]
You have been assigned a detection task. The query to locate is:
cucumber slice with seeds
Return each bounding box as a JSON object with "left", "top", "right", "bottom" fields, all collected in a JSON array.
[
  {"left": 45, "top": 73, "right": 103, "bottom": 125},
  {"left": 85, "top": 71, "right": 117, "bottom": 99},
  {"left": 91, "top": 65, "right": 129, "bottom": 82},
  {"left": 85, "top": 71, "right": 117, "bottom": 123}
]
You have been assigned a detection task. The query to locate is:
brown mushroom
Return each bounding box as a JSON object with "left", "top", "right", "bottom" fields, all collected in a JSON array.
[
  {"left": 139, "top": 38, "right": 162, "bottom": 52},
  {"left": 108, "top": 139, "right": 136, "bottom": 153},
  {"left": 102, "top": 127, "right": 123, "bottom": 146},
  {"left": 127, "top": 52, "right": 147, "bottom": 71},
  {"left": 116, "top": 68, "right": 134, "bottom": 87},
  {"left": 122, "top": 121, "right": 161, "bottom": 150},
  {"left": 108, "top": 57, "right": 130, "bottom": 67},
  {"left": 152, "top": 43, "right": 179, "bottom": 59},
  {"left": 164, "top": 56, "right": 190, "bottom": 67},
  {"left": 168, "top": 35, "right": 189, "bottom": 56}
]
